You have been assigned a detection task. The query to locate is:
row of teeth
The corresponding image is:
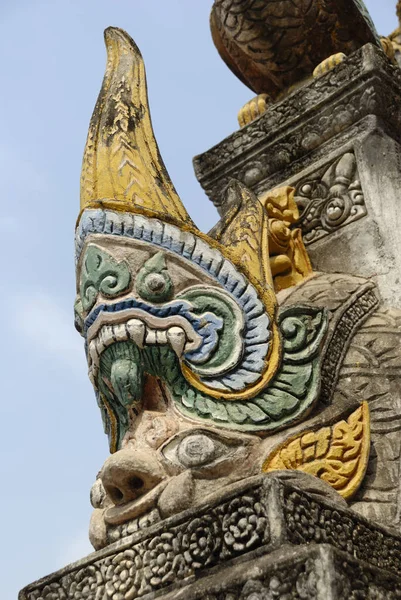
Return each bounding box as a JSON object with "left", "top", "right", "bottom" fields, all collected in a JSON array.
[
  {"left": 107, "top": 508, "right": 161, "bottom": 544},
  {"left": 88, "top": 319, "right": 189, "bottom": 369}
]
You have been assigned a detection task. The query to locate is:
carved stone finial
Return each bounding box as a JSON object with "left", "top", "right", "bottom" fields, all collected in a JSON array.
[{"left": 20, "top": 2, "right": 401, "bottom": 597}]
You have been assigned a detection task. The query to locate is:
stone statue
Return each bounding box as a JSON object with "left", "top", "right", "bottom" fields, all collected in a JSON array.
[
  {"left": 19, "top": 2, "right": 401, "bottom": 599},
  {"left": 210, "top": 1, "right": 379, "bottom": 98}
]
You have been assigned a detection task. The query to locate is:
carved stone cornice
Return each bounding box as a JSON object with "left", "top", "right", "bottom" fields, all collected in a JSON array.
[
  {"left": 193, "top": 44, "right": 401, "bottom": 213},
  {"left": 19, "top": 475, "right": 401, "bottom": 600}
]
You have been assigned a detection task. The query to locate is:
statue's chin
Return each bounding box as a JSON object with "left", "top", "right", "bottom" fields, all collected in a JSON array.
[{"left": 89, "top": 471, "right": 252, "bottom": 550}]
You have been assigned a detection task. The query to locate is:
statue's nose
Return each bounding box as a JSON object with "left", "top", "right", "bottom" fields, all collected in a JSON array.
[{"left": 100, "top": 448, "right": 165, "bottom": 506}]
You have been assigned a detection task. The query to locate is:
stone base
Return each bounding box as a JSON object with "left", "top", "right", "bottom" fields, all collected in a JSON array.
[
  {"left": 160, "top": 545, "right": 401, "bottom": 600},
  {"left": 19, "top": 475, "right": 401, "bottom": 599}
]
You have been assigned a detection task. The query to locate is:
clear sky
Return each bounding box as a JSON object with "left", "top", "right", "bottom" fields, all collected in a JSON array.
[{"left": 0, "top": 1, "right": 398, "bottom": 598}]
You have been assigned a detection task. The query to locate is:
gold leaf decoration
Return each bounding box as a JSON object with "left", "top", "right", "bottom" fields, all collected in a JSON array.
[
  {"left": 80, "top": 27, "right": 194, "bottom": 228},
  {"left": 259, "top": 186, "right": 313, "bottom": 293},
  {"left": 262, "top": 402, "right": 370, "bottom": 500},
  {"left": 209, "top": 181, "right": 274, "bottom": 294}
]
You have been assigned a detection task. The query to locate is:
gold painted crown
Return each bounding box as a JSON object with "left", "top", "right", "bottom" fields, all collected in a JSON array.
[
  {"left": 79, "top": 27, "right": 312, "bottom": 300},
  {"left": 80, "top": 27, "right": 194, "bottom": 230},
  {"left": 79, "top": 27, "right": 281, "bottom": 299}
]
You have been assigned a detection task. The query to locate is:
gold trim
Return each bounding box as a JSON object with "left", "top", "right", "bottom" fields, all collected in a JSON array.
[
  {"left": 100, "top": 392, "right": 118, "bottom": 454},
  {"left": 262, "top": 402, "right": 370, "bottom": 500},
  {"left": 80, "top": 27, "right": 194, "bottom": 227},
  {"left": 259, "top": 186, "right": 313, "bottom": 292}
]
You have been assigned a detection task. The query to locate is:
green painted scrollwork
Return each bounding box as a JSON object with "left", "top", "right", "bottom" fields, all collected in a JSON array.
[
  {"left": 174, "top": 308, "right": 326, "bottom": 429},
  {"left": 80, "top": 245, "right": 131, "bottom": 311},
  {"left": 96, "top": 305, "right": 328, "bottom": 450},
  {"left": 178, "top": 286, "right": 244, "bottom": 375}
]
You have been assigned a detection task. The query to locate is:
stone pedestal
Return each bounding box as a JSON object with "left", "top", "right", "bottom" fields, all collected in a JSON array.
[
  {"left": 194, "top": 44, "right": 401, "bottom": 309},
  {"left": 19, "top": 475, "right": 401, "bottom": 599}
]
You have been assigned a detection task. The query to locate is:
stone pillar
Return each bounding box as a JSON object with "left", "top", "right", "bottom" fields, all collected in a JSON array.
[{"left": 194, "top": 44, "right": 401, "bottom": 308}]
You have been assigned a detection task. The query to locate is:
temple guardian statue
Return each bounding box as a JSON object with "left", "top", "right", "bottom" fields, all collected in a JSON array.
[{"left": 20, "top": 1, "right": 401, "bottom": 599}]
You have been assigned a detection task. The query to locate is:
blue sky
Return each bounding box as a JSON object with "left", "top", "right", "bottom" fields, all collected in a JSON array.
[{"left": 0, "top": 1, "right": 398, "bottom": 598}]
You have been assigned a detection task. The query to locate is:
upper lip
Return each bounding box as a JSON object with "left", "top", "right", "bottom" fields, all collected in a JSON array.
[
  {"left": 104, "top": 480, "right": 168, "bottom": 525},
  {"left": 86, "top": 307, "right": 201, "bottom": 348}
]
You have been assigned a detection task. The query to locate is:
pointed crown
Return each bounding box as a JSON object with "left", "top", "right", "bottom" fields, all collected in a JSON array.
[
  {"left": 79, "top": 28, "right": 280, "bottom": 310},
  {"left": 80, "top": 27, "right": 194, "bottom": 229}
]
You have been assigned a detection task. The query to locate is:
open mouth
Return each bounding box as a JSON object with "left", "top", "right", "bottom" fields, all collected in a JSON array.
[
  {"left": 104, "top": 480, "right": 168, "bottom": 525},
  {"left": 86, "top": 307, "right": 203, "bottom": 387}
]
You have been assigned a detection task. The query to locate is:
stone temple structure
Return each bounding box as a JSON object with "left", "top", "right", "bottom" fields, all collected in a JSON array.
[{"left": 19, "top": 2, "right": 401, "bottom": 598}]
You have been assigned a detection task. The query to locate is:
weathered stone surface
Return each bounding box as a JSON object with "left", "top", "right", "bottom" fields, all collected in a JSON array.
[
  {"left": 19, "top": 475, "right": 401, "bottom": 600},
  {"left": 194, "top": 44, "right": 401, "bottom": 308},
  {"left": 194, "top": 45, "right": 400, "bottom": 207}
]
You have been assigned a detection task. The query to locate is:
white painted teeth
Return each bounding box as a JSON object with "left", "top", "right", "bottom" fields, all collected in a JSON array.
[
  {"left": 88, "top": 321, "right": 189, "bottom": 383},
  {"left": 144, "top": 329, "right": 168, "bottom": 346},
  {"left": 145, "top": 329, "right": 157, "bottom": 345},
  {"left": 89, "top": 340, "right": 98, "bottom": 364},
  {"left": 103, "top": 325, "right": 115, "bottom": 345},
  {"left": 126, "top": 319, "right": 146, "bottom": 348},
  {"left": 97, "top": 325, "right": 114, "bottom": 354},
  {"left": 113, "top": 323, "right": 127, "bottom": 342},
  {"left": 156, "top": 330, "right": 168, "bottom": 345},
  {"left": 167, "top": 326, "right": 186, "bottom": 357}
]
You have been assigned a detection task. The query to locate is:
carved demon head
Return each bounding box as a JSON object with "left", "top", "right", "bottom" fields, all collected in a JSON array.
[{"left": 75, "top": 28, "right": 357, "bottom": 550}]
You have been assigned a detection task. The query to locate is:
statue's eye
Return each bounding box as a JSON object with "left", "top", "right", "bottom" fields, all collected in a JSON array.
[
  {"left": 136, "top": 252, "right": 173, "bottom": 303},
  {"left": 160, "top": 429, "right": 250, "bottom": 473},
  {"left": 177, "top": 433, "right": 217, "bottom": 468}
]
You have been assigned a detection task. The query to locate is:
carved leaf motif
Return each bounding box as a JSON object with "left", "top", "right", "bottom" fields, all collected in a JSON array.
[
  {"left": 80, "top": 245, "right": 131, "bottom": 311},
  {"left": 173, "top": 305, "right": 328, "bottom": 432},
  {"left": 263, "top": 402, "right": 370, "bottom": 499}
]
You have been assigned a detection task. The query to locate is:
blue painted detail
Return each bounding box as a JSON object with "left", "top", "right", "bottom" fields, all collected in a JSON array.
[
  {"left": 76, "top": 209, "right": 274, "bottom": 391},
  {"left": 84, "top": 297, "right": 223, "bottom": 362},
  {"left": 221, "top": 368, "right": 262, "bottom": 390},
  {"left": 181, "top": 235, "right": 196, "bottom": 260},
  {"left": 245, "top": 314, "right": 271, "bottom": 344}
]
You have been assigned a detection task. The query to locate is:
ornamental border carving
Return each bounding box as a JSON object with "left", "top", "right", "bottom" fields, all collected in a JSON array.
[
  {"left": 193, "top": 44, "right": 401, "bottom": 212},
  {"left": 20, "top": 475, "right": 401, "bottom": 600}
]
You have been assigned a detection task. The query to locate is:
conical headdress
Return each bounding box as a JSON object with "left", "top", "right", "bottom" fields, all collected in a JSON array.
[
  {"left": 78, "top": 27, "right": 279, "bottom": 308},
  {"left": 80, "top": 27, "right": 194, "bottom": 228}
]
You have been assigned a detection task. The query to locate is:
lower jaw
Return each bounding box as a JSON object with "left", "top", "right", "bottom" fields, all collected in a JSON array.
[{"left": 106, "top": 507, "right": 161, "bottom": 545}]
